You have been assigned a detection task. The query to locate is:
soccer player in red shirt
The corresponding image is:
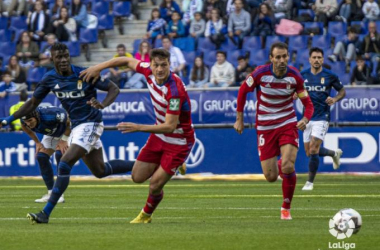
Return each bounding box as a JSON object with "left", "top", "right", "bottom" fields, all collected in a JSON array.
[
  {"left": 234, "top": 42, "right": 314, "bottom": 220},
  {"left": 80, "top": 49, "right": 195, "bottom": 223}
]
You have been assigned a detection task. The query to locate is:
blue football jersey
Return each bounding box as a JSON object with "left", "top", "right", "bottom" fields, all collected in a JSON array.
[
  {"left": 33, "top": 65, "right": 110, "bottom": 128},
  {"left": 25, "top": 106, "right": 68, "bottom": 137},
  {"left": 301, "top": 67, "right": 344, "bottom": 121}
]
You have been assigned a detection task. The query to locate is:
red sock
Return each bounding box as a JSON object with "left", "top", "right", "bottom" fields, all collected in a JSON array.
[
  {"left": 281, "top": 171, "right": 296, "bottom": 209},
  {"left": 143, "top": 190, "right": 164, "bottom": 215},
  {"left": 277, "top": 159, "right": 283, "bottom": 178}
]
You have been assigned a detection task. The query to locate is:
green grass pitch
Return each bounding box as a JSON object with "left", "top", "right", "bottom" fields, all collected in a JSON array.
[{"left": 0, "top": 175, "right": 379, "bottom": 250}]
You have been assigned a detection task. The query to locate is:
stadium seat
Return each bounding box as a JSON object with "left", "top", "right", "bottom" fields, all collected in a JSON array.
[
  {"left": 133, "top": 39, "right": 142, "bottom": 54},
  {"left": 242, "top": 36, "right": 262, "bottom": 51},
  {"left": 0, "top": 42, "right": 16, "bottom": 57},
  {"left": 79, "top": 28, "right": 98, "bottom": 43},
  {"left": 63, "top": 41, "right": 81, "bottom": 57},
  {"left": 91, "top": 1, "right": 109, "bottom": 16},
  {"left": 39, "top": 41, "right": 48, "bottom": 52},
  {"left": 303, "top": 22, "right": 323, "bottom": 35},
  {"left": 227, "top": 50, "right": 243, "bottom": 68},
  {"left": 0, "top": 17, "right": 8, "bottom": 29},
  {"left": 376, "top": 21, "right": 380, "bottom": 33},
  {"left": 0, "top": 54, "right": 11, "bottom": 70},
  {"left": 288, "top": 36, "right": 309, "bottom": 52},
  {"left": 331, "top": 61, "right": 347, "bottom": 76},
  {"left": 203, "top": 50, "right": 217, "bottom": 67},
  {"left": 9, "top": 16, "right": 27, "bottom": 31},
  {"left": 328, "top": 22, "right": 347, "bottom": 38},
  {"left": 0, "top": 30, "right": 12, "bottom": 42},
  {"left": 97, "top": 14, "right": 114, "bottom": 30},
  {"left": 295, "top": 49, "right": 310, "bottom": 66},
  {"left": 265, "top": 36, "right": 286, "bottom": 50},
  {"left": 221, "top": 38, "right": 239, "bottom": 51},
  {"left": 249, "top": 49, "right": 269, "bottom": 66},
  {"left": 174, "top": 37, "right": 195, "bottom": 52},
  {"left": 113, "top": 1, "right": 131, "bottom": 17},
  {"left": 154, "top": 38, "right": 162, "bottom": 48},
  {"left": 182, "top": 51, "right": 196, "bottom": 66},
  {"left": 351, "top": 21, "right": 368, "bottom": 35},
  {"left": 298, "top": 9, "right": 315, "bottom": 20},
  {"left": 27, "top": 67, "right": 47, "bottom": 86},
  {"left": 311, "top": 35, "right": 331, "bottom": 49},
  {"left": 339, "top": 73, "right": 350, "bottom": 85},
  {"left": 197, "top": 37, "right": 216, "bottom": 53}
]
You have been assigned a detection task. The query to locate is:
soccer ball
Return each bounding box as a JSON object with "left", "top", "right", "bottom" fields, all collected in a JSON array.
[{"left": 330, "top": 208, "right": 362, "bottom": 238}]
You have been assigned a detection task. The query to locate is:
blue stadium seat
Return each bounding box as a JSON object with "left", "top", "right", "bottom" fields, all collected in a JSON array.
[
  {"left": 311, "top": 35, "right": 331, "bottom": 49},
  {"left": 91, "top": 1, "right": 109, "bottom": 16},
  {"left": 133, "top": 39, "right": 142, "bottom": 54},
  {"left": 376, "top": 21, "right": 380, "bottom": 33},
  {"left": 39, "top": 41, "right": 48, "bottom": 52},
  {"left": 328, "top": 22, "right": 347, "bottom": 38},
  {"left": 154, "top": 38, "right": 162, "bottom": 48},
  {"left": 0, "top": 30, "right": 12, "bottom": 42},
  {"left": 331, "top": 61, "right": 346, "bottom": 76},
  {"left": 203, "top": 50, "right": 217, "bottom": 67},
  {"left": 298, "top": 9, "right": 315, "bottom": 20},
  {"left": 182, "top": 51, "right": 196, "bottom": 66},
  {"left": 351, "top": 21, "right": 368, "bottom": 35},
  {"left": 63, "top": 41, "right": 81, "bottom": 57},
  {"left": 249, "top": 49, "right": 269, "bottom": 66},
  {"left": 295, "top": 49, "right": 310, "bottom": 66},
  {"left": 113, "top": 1, "right": 131, "bottom": 17},
  {"left": 339, "top": 73, "right": 350, "bottom": 85},
  {"left": 0, "top": 42, "right": 16, "bottom": 57},
  {"left": 197, "top": 37, "right": 216, "bottom": 53},
  {"left": 27, "top": 67, "right": 47, "bottom": 86},
  {"left": 174, "top": 37, "right": 195, "bottom": 52},
  {"left": 227, "top": 50, "right": 243, "bottom": 68},
  {"left": 9, "top": 16, "right": 27, "bottom": 31},
  {"left": 288, "top": 36, "right": 309, "bottom": 52},
  {"left": 97, "top": 14, "right": 114, "bottom": 30},
  {"left": 0, "top": 54, "right": 11, "bottom": 70},
  {"left": 79, "top": 28, "right": 98, "bottom": 43},
  {"left": 265, "top": 36, "right": 285, "bottom": 50},
  {"left": 0, "top": 17, "right": 8, "bottom": 29},
  {"left": 242, "top": 36, "right": 262, "bottom": 51},
  {"left": 303, "top": 22, "right": 323, "bottom": 35},
  {"left": 221, "top": 38, "right": 239, "bottom": 51}
]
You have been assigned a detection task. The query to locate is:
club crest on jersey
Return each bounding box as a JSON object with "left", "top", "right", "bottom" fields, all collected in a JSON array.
[
  {"left": 140, "top": 62, "right": 150, "bottom": 68},
  {"left": 77, "top": 80, "right": 83, "bottom": 90},
  {"left": 321, "top": 77, "right": 325, "bottom": 84},
  {"left": 246, "top": 76, "right": 254, "bottom": 87},
  {"left": 169, "top": 98, "right": 180, "bottom": 111}
]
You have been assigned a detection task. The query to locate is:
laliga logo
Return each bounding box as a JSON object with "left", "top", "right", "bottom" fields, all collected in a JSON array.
[
  {"left": 329, "top": 217, "right": 356, "bottom": 239},
  {"left": 190, "top": 99, "right": 198, "bottom": 113},
  {"left": 186, "top": 138, "right": 205, "bottom": 168}
]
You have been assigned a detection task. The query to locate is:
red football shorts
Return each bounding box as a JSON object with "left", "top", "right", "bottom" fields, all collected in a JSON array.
[
  {"left": 137, "top": 134, "right": 194, "bottom": 175},
  {"left": 256, "top": 124, "right": 299, "bottom": 161}
]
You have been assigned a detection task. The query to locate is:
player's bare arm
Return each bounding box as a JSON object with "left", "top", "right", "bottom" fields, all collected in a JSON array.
[
  {"left": 234, "top": 112, "right": 244, "bottom": 134},
  {"left": 326, "top": 88, "right": 346, "bottom": 106},
  {"left": 117, "top": 113, "right": 179, "bottom": 134},
  {"left": 21, "top": 123, "right": 44, "bottom": 156},
  {"left": 296, "top": 117, "right": 309, "bottom": 131},
  {"left": 0, "top": 97, "right": 42, "bottom": 127},
  {"left": 86, "top": 81, "right": 120, "bottom": 109},
  {"left": 56, "top": 118, "right": 71, "bottom": 154},
  {"left": 79, "top": 57, "right": 141, "bottom": 83}
]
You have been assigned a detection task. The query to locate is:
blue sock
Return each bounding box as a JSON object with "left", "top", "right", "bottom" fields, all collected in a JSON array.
[
  {"left": 308, "top": 154, "right": 319, "bottom": 183},
  {"left": 43, "top": 161, "right": 72, "bottom": 216},
  {"left": 319, "top": 147, "right": 335, "bottom": 157},
  {"left": 104, "top": 160, "right": 134, "bottom": 177},
  {"left": 36, "top": 152, "right": 54, "bottom": 190},
  {"left": 55, "top": 150, "right": 63, "bottom": 174}
]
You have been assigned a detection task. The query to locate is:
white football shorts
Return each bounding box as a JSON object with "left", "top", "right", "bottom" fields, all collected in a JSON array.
[
  {"left": 69, "top": 122, "right": 104, "bottom": 153},
  {"left": 303, "top": 120, "right": 329, "bottom": 143},
  {"left": 41, "top": 135, "right": 62, "bottom": 150}
]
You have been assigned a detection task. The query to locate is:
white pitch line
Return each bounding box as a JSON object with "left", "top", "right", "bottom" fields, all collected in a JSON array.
[{"left": 170, "top": 194, "right": 380, "bottom": 198}]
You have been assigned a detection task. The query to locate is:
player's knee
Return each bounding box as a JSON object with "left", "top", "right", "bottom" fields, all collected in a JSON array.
[
  {"left": 281, "top": 159, "right": 295, "bottom": 174},
  {"left": 91, "top": 168, "right": 106, "bottom": 179},
  {"left": 264, "top": 172, "right": 278, "bottom": 182},
  {"left": 131, "top": 174, "right": 145, "bottom": 183},
  {"left": 149, "top": 182, "right": 163, "bottom": 194}
]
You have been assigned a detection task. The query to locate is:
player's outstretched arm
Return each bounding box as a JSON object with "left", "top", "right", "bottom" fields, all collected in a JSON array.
[
  {"left": 21, "top": 123, "right": 44, "bottom": 156},
  {"left": 80, "top": 57, "right": 140, "bottom": 84},
  {"left": 0, "top": 97, "right": 42, "bottom": 127},
  {"left": 117, "top": 113, "right": 179, "bottom": 134},
  {"left": 235, "top": 81, "right": 253, "bottom": 134}
]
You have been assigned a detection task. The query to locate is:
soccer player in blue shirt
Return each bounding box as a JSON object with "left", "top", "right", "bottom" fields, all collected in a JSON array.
[
  {"left": 300, "top": 47, "right": 346, "bottom": 191},
  {"left": 0, "top": 43, "right": 134, "bottom": 223},
  {"left": 21, "top": 106, "right": 71, "bottom": 203}
]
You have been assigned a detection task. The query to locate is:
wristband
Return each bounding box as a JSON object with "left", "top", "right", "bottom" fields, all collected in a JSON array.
[{"left": 61, "top": 135, "right": 69, "bottom": 141}]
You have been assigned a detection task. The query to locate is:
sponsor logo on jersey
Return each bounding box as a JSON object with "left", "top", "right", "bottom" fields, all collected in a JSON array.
[
  {"left": 140, "top": 62, "right": 150, "bottom": 68},
  {"left": 77, "top": 80, "right": 83, "bottom": 90},
  {"left": 54, "top": 84, "right": 60, "bottom": 89},
  {"left": 169, "top": 98, "right": 180, "bottom": 111},
  {"left": 306, "top": 86, "right": 326, "bottom": 92},
  {"left": 246, "top": 76, "right": 254, "bottom": 87},
  {"left": 55, "top": 90, "right": 85, "bottom": 99}
]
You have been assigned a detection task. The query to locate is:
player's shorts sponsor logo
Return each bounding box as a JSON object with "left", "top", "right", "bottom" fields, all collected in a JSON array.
[
  {"left": 55, "top": 90, "right": 85, "bottom": 99},
  {"left": 186, "top": 138, "right": 205, "bottom": 168}
]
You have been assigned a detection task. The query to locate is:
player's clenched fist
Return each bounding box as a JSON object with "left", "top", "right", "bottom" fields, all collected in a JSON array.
[
  {"left": 234, "top": 120, "right": 244, "bottom": 134},
  {"left": 117, "top": 122, "right": 140, "bottom": 133},
  {"left": 296, "top": 118, "right": 308, "bottom": 131}
]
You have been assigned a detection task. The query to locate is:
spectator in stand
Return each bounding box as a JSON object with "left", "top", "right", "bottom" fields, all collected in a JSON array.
[
  {"left": 50, "top": 0, "right": 64, "bottom": 20},
  {"left": 253, "top": 3, "right": 275, "bottom": 42},
  {"left": 203, "top": 0, "right": 226, "bottom": 21},
  {"left": 16, "top": 31, "right": 39, "bottom": 70},
  {"left": 162, "top": 36, "right": 186, "bottom": 76},
  {"left": 166, "top": 11, "right": 185, "bottom": 38},
  {"left": 362, "top": 0, "right": 379, "bottom": 21},
  {"left": 361, "top": 21, "right": 380, "bottom": 64},
  {"left": 9, "top": 89, "right": 28, "bottom": 131},
  {"left": 70, "top": 0, "right": 88, "bottom": 28},
  {"left": 209, "top": 51, "right": 235, "bottom": 87},
  {"left": 338, "top": 0, "right": 352, "bottom": 22},
  {"left": 146, "top": 8, "right": 166, "bottom": 41},
  {"left": 182, "top": 0, "right": 203, "bottom": 25},
  {"left": 312, "top": 0, "right": 338, "bottom": 28},
  {"left": 328, "top": 27, "right": 361, "bottom": 65},
  {"left": 107, "top": 44, "right": 134, "bottom": 88},
  {"left": 0, "top": 71, "right": 17, "bottom": 99},
  {"left": 0, "top": 0, "right": 25, "bottom": 16},
  {"left": 160, "top": 0, "right": 181, "bottom": 23},
  {"left": 235, "top": 55, "right": 252, "bottom": 85},
  {"left": 50, "top": 6, "right": 77, "bottom": 41},
  {"left": 350, "top": 0, "right": 365, "bottom": 21},
  {"left": 189, "top": 56, "right": 209, "bottom": 88},
  {"left": 205, "top": 8, "right": 227, "bottom": 49},
  {"left": 228, "top": 0, "right": 251, "bottom": 49},
  {"left": 39, "top": 34, "right": 56, "bottom": 69},
  {"left": 6, "top": 55, "right": 27, "bottom": 90},
  {"left": 134, "top": 41, "right": 151, "bottom": 63},
  {"left": 27, "top": 0, "right": 50, "bottom": 42},
  {"left": 190, "top": 12, "right": 206, "bottom": 39},
  {"left": 350, "top": 55, "right": 372, "bottom": 85},
  {"left": 267, "top": 0, "right": 293, "bottom": 21}
]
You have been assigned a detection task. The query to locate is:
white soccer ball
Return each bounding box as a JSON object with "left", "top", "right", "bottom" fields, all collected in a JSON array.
[{"left": 332, "top": 208, "right": 362, "bottom": 235}]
